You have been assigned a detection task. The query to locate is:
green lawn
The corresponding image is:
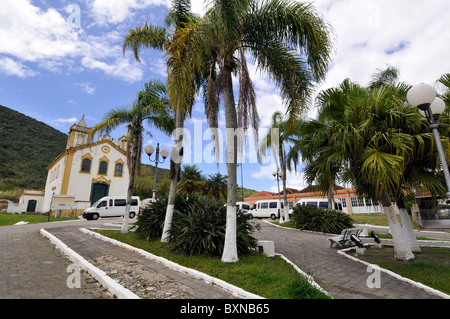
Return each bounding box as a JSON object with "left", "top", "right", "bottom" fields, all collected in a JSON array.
[
  {"left": 349, "top": 213, "right": 389, "bottom": 226},
  {"left": 95, "top": 230, "right": 331, "bottom": 299},
  {"left": 351, "top": 247, "right": 450, "bottom": 295},
  {"left": 0, "top": 213, "right": 77, "bottom": 226}
]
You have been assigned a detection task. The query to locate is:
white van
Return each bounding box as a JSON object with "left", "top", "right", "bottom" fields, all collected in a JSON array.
[
  {"left": 236, "top": 202, "right": 250, "bottom": 213},
  {"left": 248, "top": 200, "right": 284, "bottom": 220},
  {"left": 82, "top": 196, "right": 141, "bottom": 220},
  {"left": 289, "top": 197, "right": 343, "bottom": 215}
]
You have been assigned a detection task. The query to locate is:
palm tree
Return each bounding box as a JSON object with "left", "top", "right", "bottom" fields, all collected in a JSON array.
[
  {"left": 437, "top": 73, "right": 450, "bottom": 107},
  {"left": 91, "top": 80, "right": 174, "bottom": 233},
  {"left": 259, "top": 111, "right": 300, "bottom": 222},
  {"left": 168, "top": 0, "right": 334, "bottom": 262},
  {"left": 204, "top": 172, "right": 228, "bottom": 202},
  {"left": 177, "top": 165, "right": 206, "bottom": 195},
  {"left": 288, "top": 79, "right": 367, "bottom": 210},
  {"left": 123, "top": 0, "right": 201, "bottom": 242}
]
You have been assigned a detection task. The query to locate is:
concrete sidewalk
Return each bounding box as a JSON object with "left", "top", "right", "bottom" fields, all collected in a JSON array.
[{"left": 253, "top": 221, "right": 449, "bottom": 299}]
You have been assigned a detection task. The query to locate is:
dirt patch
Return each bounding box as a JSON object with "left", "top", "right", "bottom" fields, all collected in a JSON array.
[{"left": 94, "top": 255, "right": 195, "bottom": 299}]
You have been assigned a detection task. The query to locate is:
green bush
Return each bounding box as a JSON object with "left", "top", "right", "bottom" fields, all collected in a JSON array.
[
  {"left": 169, "top": 194, "right": 259, "bottom": 256},
  {"left": 291, "top": 205, "right": 354, "bottom": 234},
  {"left": 135, "top": 194, "right": 259, "bottom": 256},
  {"left": 135, "top": 194, "right": 197, "bottom": 241},
  {"left": 134, "top": 196, "right": 168, "bottom": 241}
]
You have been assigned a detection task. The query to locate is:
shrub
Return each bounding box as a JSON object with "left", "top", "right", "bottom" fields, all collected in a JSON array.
[
  {"left": 134, "top": 194, "right": 198, "bottom": 241},
  {"left": 135, "top": 194, "right": 259, "bottom": 256},
  {"left": 134, "top": 196, "right": 168, "bottom": 241},
  {"left": 169, "top": 194, "right": 259, "bottom": 256},
  {"left": 291, "top": 205, "right": 354, "bottom": 234}
]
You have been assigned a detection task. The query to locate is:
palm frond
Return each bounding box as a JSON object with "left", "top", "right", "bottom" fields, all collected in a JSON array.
[{"left": 123, "top": 23, "right": 167, "bottom": 62}]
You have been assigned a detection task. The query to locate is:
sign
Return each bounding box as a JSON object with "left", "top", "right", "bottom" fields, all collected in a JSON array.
[{"left": 51, "top": 195, "right": 75, "bottom": 210}]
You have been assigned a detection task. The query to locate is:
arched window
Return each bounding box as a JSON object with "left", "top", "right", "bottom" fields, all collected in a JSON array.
[
  {"left": 114, "top": 163, "right": 123, "bottom": 177},
  {"left": 98, "top": 161, "right": 108, "bottom": 175},
  {"left": 81, "top": 158, "right": 91, "bottom": 173}
]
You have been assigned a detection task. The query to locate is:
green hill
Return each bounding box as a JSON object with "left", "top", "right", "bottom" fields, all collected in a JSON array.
[{"left": 0, "top": 105, "right": 68, "bottom": 191}]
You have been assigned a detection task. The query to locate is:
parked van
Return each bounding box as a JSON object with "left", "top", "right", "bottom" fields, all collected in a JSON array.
[
  {"left": 289, "top": 197, "right": 343, "bottom": 215},
  {"left": 236, "top": 202, "right": 250, "bottom": 213},
  {"left": 82, "top": 196, "right": 141, "bottom": 220},
  {"left": 248, "top": 200, "right": 284, "bottom": 220}
]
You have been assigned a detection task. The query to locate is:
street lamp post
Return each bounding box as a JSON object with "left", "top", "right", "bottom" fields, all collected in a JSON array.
[
  {"left": 145, "top": 143, "right": 170, "bottom": 200},
  {"left": 407, "top": 83, "right": 450, "bottom": 202},
  {"left": 272, "top": 169, "right": 284, "bottom": 222}
]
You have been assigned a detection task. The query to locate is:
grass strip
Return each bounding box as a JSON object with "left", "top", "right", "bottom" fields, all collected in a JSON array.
[
  {"left": 95, "top": 229, "right": 330, "bottom": 299},
  {"left": 0, "top": 213, "right": 77, "bottom": 226}
]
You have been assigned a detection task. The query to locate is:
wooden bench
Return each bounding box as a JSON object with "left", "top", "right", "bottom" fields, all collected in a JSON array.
[{"left": 328, "top": 228, "right": 364, "bottom": 248}]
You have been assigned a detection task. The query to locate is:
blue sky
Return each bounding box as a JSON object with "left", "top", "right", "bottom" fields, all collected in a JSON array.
[{"left": 1, "top": 0, "right": 450, "bottom": 193}]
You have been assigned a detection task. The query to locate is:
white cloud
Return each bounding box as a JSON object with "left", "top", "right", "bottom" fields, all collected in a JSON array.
[
  {"left": 312, "top": 0, "right": 450, "bottom": 92},
  {"left": 54, "top": 117, "right": 78, "bottom": 123},
  {"left": 88, "top": 0, "right": 169, "bottom": 25},
  {"left": 0, "top": 57, "right": 37, "bottom": 78},
  {"left": 81, "top": 56, "right": 144, "bottom": 82},
  {"left": 0, "top": 0, "right": 81, "bottom": 62},
  {"left": 76, "top": 82, "right": 96, "bottom": 94},
  {"left": 0, "top": 0, "right": 146, "bottom": 82}
]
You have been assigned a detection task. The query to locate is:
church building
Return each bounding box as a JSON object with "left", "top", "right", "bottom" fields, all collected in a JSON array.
[{"left": 41, "top": 116, "right": 130, "bottom": 216}]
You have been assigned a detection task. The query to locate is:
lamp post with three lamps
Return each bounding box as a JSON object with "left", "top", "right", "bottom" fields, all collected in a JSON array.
[
  {"left": 145, "top": 143, "right": 170, "bottom": 200},
  {"left": 407, "top": 83, "right": 450, "bottom": 202},
  {"left": 272, "top": 169, "right": 286, "bottom": 223}
]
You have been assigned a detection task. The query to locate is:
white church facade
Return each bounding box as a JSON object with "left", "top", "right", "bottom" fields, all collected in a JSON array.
[{"left": 39, "top": 116, "right": 130, "bottom": 217}]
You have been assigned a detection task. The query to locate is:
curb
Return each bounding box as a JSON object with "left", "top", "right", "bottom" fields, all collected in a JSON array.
[
  {"left": 80, "top": 228, "right": 264, "bottom": 299},
  {"left": 275, "top": 253, "right": 331, "bottom": 298},
  {"left": 40, "top": 228, "right": 140, "bottom": 299},
  {"left": 338, "top": 246, "right": 450, "bottom": 299}
]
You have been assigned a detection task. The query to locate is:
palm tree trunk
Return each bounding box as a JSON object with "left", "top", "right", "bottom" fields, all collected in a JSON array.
[
  {"left": 280, "top": 147, "right": 289, "bottom": 223},
  {"left": 380, "top": 193, "right": 415, "bottom": 260},
  {"left": 221, "top": 67, "right": 239, "bottom": 263},
  {"left": 122, "top": 128, "right": 139, "bottom": 233},
  {"left": 328, "top": 183, "right": 335, "bottom": 210},
  {"left": 397, "top": 198, "right": 421, "bottom": 253},
  {"left": 161, "top": 108, "right": 184, "bottom": 242}
]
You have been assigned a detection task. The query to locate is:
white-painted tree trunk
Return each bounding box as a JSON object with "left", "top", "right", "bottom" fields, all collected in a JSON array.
[
  {"left": 398, "top": 208, "right": 421, "bottom": 253},
  {"left": 121, "top": 129, "right": 139, "bottom": 234},
  {"left": 383, "top": 205, "right": 415, "bottom": 261},
  {"left": 161, "top": 109, "right": 184, "bottom": 243},
  {"left": 221, "top": 68, "right": 239, "bottom": 263}
]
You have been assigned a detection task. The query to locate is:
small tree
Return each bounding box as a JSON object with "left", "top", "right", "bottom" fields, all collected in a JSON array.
[{"left": 91, "top": 80, "right": 174, "bottom": 233}]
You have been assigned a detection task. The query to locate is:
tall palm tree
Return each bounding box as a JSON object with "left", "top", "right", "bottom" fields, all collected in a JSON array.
[
  {"left": 177, "top": 165, "right": 206, "bottom": 195},
  {"left": 168, "top": 0, "right": 334, "bottom": 262},
  {"left": 123, "top": 0, "right": 201, "bottom": 242},
  {"left": 91, "top": 80, "right": 174, "bottom": 233},
  {"left": 259, "top": 111, "right": 300, "bottom": 222}
]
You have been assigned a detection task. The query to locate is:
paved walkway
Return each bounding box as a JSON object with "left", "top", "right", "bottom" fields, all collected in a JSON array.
[
  {"left": 1, "top": 217, "right": 448, "bottom": 299},
  {"left": 0, "top": 220, "right": 113, "bottom": 298},
  {"left": 0, "top": 218, "right": 235, "bottom": 299},
  {"left": 253, "top": 221, "right": 449, "bottom": 299}
]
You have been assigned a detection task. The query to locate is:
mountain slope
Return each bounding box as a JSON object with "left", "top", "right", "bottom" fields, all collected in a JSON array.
[{"left": 0, "top": 105, "right": 67, "bottom": 190}]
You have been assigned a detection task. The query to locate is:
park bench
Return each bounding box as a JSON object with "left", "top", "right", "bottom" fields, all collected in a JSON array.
[{"left": 328, "top": 228, "right": 364, "bottom": 248}]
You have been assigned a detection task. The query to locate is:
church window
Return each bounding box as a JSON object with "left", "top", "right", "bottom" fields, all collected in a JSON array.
[
  {"left": 115, "top": 163, "right": 123, "bottom": 177},
  {"left": 81, "top": 158, "right": 91, "bottom": 173},
  {"left": 99, "top": 161, "right": 108, "bottom": 175}
]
